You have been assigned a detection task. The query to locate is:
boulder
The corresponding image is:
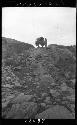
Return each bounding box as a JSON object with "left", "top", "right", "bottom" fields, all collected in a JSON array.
[{"left": 35, "top": 105, "right": 74, "bottom": 119}]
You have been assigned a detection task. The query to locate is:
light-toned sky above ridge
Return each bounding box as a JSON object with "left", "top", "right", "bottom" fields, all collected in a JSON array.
[{"left": 2, "top": 7, "right": 76, "bottom": 47}]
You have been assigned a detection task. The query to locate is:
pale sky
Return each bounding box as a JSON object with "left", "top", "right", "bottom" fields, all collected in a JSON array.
[{"left": 2, "top": 7, "right": 76, "bottom": 47}]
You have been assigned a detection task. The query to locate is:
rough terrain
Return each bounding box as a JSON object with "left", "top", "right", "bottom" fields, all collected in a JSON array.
[{"left": 2, "top": 37, "right": 76, "bottom": 119}]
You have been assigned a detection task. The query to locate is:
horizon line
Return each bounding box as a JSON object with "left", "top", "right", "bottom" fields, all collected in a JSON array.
[{"left": 2, "top": 36, "right": 76, "bottom": 47}]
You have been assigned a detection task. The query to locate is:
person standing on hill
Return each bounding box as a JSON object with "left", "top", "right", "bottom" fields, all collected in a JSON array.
[{"left": 35, "top": 37, "right": 47, "bottom": 48}]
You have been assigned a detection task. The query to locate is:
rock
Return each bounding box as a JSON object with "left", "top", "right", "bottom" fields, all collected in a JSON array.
[
  {"left": 36, "top": 82, "right": 40, "bottom": 85},
  {"left": 12, "top": 93, "right": 33, "bottom": 104},
  {"left": 40, "top": 103, "right": 46, "bottom": 107},
  {"left": 35, "top": 77, "right": 39, "bottom": 82},
  {"left": 70, "top": 79, "right": 75, "bottom": 84},
  {"left": 65, "top": 72, "right": 70, "bottom": 79},
  {"left": 15, "top": 82, "right": 21, "bottom": 86},
  {"left": 60, "top": 83, "right": 68, "bottom": 91},
  {"left": 66, "top": 94, "right": 75, "bottom": 102},
  {"left": 67, "top": 87, "right": 75, "bottom": 95},
  {"left": 24, "top": 102, "right": 38, "bottom": 119},
  {"left": 44, "top": 96, "right": 51, "bottom": 103},
  {"left": 47, "top": 86, "right": 50, "bottom": 88},
  {"left": 3, "top": 84, "right": 14, "bottom": 88},
  {"left": 6, "top": 77, "right": 11, "bottom": 80},
  {"left": 36, "top": 86, "right": 39, "bottom": 88},
  {"left": 24, "top": 86, "right": 28, "bottom": 88},
  {"left": 35, "top": 105, "right": 74, "bottom": 119},
  {"left": 2, "top": 94, "right": 15, "bottom": 109},
  {"left": 26, "top": 73, "right": 30, "bottom": 75},
  {"left": 69, "top": 104, "right": 75, "bottom": 112},
  {"left": 50, "top": 82, "right": 56, "bottom": 86},
  {"left": 5, "top": 94, "right": 15, "bottom": 102},
  {"left": 26, "top": 76, "right": 32, "bottom": 82},
  {"left": 50, "top": 89, "right": 56, "bottom": 94},
  {"left": 70, "top": 79, "right": 75, "bottom": 88},
  {"left": 6, "top": 102, "right": 37, "bottom": 119},
  {"left": 6, "top": 103, "right": 20, "bottom": 118},
  {"left": 41, "top": 93, "right": 47, "bottom": 97},
  {"left": 2, "top": 100, "right": 10, "bottom": 108},
  {"left": 46, "top": 104, "right": 53, "bottom": 109},
  {"left": 50, "top": 89, "right": 60, "bottom": 97},
  {"left": 33, "top": 82, "right": 40, "bottom": 85},
  {"left": 40, "top": 75, "right": 54, "bottom": 87},
  {"left": 62, "top": 87, "right": 75, "bottom": 100},
  {"left": 33, "top": 83, "right": 37, "bottom": 85}
]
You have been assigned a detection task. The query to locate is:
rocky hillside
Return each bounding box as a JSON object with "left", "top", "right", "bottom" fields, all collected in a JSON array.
[
  {"left": 2, "top": 37, "right": 35, "bottom": 59},
  {"left": 2, "top": 37, "right": 76, "bottom": 119}
]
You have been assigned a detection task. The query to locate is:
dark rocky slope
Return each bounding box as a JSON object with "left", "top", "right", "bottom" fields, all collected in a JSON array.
[{"left": 2, "top": 37, "right": 76, "bottom": 119}]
